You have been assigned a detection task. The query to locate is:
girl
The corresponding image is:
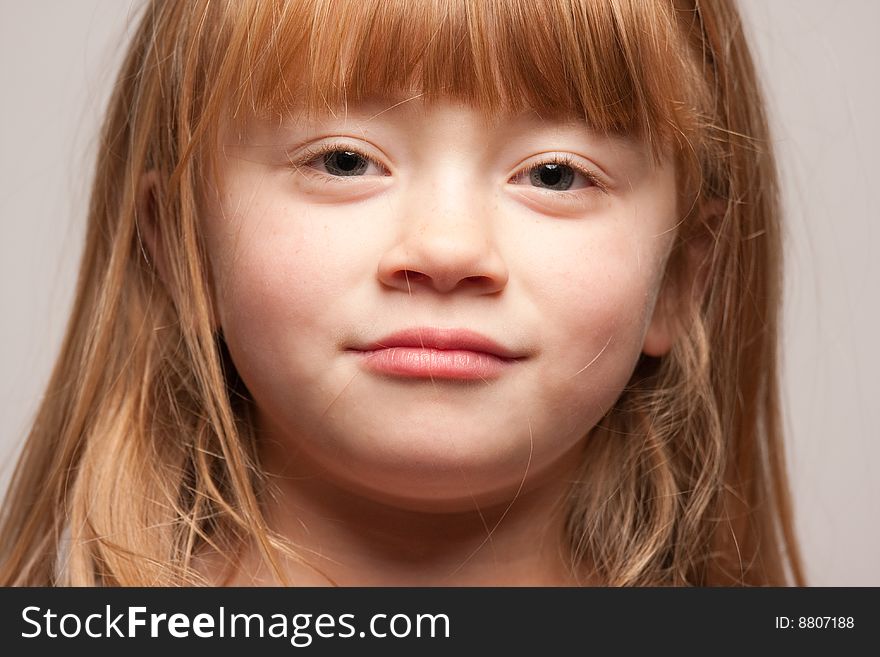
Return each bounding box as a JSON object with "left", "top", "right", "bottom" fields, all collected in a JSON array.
[{"left": 0, "top": 0, "right": 805, "bottom": 586}]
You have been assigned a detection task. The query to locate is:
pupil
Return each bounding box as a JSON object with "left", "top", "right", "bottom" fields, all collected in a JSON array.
[
  {"left": 540, "top": 165, "right": 562, "bottom": 186},
  {"left": 324, "top": 151, "right": 367, "bottom": 176},
  {"left": 531, "top": 163, "right": 574, "bottom": 190}
]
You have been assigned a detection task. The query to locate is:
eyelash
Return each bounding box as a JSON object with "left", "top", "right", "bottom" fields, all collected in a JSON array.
[{"left": 289, "top": 141, "right": 607, "bottom": 193}]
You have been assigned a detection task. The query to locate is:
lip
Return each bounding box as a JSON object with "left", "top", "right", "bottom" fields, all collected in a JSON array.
[{"left": 348, "top": 327, "right": 526, "bottom": 380}]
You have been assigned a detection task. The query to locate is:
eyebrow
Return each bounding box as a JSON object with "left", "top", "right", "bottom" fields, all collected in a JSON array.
[
  {"left": 359, "top": 92, "right": 429, "bottom": 121},
  {"left": 245, "top": 95, "right": 652, "bottom": 165}
]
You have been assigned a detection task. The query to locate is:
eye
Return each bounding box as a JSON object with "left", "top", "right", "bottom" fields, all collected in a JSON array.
[
  {"left": 317, "top": 150, "right": 372, "bottom": 176},
  {"left": 509, "top": 155, "right": 606, "bottom": 193},
  {"left": 529, "top": 163, "right": 575, "bottom": 190},
  {"left": 291, "top": 142, "right": 388, "bottom": 180}
]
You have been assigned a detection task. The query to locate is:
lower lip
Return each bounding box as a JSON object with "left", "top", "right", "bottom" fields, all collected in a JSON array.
[{"left": 353, "top": 347, "right": 515, "bottom": 380}]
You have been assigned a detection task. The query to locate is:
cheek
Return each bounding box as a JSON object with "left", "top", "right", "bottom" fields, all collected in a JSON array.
[
  {"left": 216, "top": 221, "right": 316, "bottom": 328},
  {"left": 203, "top": 198, "right": 365, "bottom": 389},
  {"left": 527, "top": 227, "right": 668, "bottom": 423}
]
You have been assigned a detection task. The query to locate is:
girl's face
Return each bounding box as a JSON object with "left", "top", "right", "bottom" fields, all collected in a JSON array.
[{"left": 202, "top": 97, "right": 679, "bottom": 512}]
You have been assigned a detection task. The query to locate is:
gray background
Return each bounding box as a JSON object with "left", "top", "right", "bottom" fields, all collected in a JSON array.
[{"left": 1, "top": 1, "right": 877, "bottom": 585}]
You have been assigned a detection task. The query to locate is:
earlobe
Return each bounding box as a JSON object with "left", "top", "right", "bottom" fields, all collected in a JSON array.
[{"left": 642, "top": 285, "right": 675, "bottom": 357}]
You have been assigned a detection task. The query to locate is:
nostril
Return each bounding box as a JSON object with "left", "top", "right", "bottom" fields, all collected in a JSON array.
[{"left": 401, "top": 270, "right": 428, "bottom": 283}]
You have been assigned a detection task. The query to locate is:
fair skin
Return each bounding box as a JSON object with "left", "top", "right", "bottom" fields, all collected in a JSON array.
[{"left": 149, "top": 96, "right": 683, "bottom": 585}]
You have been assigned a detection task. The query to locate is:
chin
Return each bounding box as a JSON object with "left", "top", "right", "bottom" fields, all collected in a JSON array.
[
  {"left": 324, "top": 471, "right": 535, "bottom": 514},
  {"left": 303, "top": 434, "right": 553, "bottom": 514}
]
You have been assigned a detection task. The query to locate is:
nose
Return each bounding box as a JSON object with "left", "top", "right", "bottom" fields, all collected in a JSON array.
[{"left": 377, "top": 186, "right": 509, "bottom": 296}]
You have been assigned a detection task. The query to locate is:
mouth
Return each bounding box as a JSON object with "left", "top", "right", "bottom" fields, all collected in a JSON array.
[{"left": 347, "top": 327, "right": 527, "bottom": 381}]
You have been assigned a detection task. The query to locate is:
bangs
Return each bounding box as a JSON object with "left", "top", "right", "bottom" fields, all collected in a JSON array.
[{"left": 198, "top": 0, "right": 705, "bottom": 157}]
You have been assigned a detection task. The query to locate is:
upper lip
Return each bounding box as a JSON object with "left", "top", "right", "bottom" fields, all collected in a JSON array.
[{"left": 352, "top": 327, "right": 526, "bottom": 360}]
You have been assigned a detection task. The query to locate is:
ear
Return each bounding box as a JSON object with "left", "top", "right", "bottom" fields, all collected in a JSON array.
[
  {"left": 138, "top": 169, "right": 224, "bottom": 332},
  {"left": 136, "top": 170, "right": 169, "bottom": 285},
  {"left": 641, "top": 199, "right": 724, "bottom": 357}
]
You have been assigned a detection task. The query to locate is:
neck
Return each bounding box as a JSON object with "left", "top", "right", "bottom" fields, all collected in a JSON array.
[{"left": 218, "top": 425, "right": 588, "bottom": 586}]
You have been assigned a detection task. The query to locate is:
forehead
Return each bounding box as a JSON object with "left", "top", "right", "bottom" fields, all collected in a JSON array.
[{"left": 212, "top": 0, "right": 695, "bottom": 161}]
